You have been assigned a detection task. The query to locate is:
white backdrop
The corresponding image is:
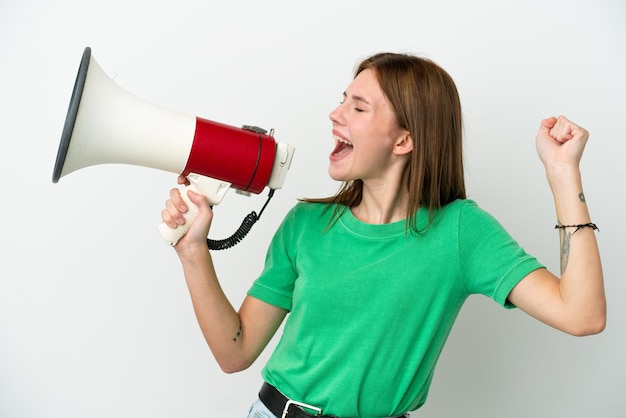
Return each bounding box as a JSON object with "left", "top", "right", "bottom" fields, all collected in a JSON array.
[{"left": 1, "top": 1, "right": 624, "bottom": 417}]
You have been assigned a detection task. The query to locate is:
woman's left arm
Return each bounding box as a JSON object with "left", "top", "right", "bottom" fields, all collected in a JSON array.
[{"left": 507, "top": 116, "right": 606, "bottom": 336}]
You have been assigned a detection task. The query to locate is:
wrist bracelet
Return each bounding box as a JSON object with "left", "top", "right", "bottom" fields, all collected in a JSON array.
[{"left": 554, "top": 222, "right": 599, "bottom": 234}]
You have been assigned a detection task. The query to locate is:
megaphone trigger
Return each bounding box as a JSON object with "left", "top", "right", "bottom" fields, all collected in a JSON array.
[{"left": 186, "top": 173, "right": 231, "bottom": 205}]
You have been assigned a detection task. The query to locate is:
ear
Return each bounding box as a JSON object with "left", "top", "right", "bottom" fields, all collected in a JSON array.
[{"left": 393, "top": 130, "right": 413, "bottom": 156}]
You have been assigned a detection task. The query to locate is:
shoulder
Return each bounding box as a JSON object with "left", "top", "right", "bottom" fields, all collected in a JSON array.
[
  {"left": 441, "top": 199, "right": 481, "bottom": 215},
  {"left": 277, "top": 201, "right": 338, "bottom": 232},
  {"left": 433, "top": 199, "right": 486, "bottom": 227},
  {"left": 441, "top": 199, "right": 497, "bottom": 225},
  {"left": 430, "top": 199, "right": 506, "bottom": 242},
  {"left": 288, "top": 201, "right": 339, "bottom": 221}
]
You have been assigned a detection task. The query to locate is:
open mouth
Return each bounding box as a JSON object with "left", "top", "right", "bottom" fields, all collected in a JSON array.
[{"left": 332, "top": 135, "right": 353, "bottom": 157}]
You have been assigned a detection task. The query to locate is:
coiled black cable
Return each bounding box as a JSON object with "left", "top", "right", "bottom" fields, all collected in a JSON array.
[{"left": 207, "top": 189, "right": 275, "bottom": 250}]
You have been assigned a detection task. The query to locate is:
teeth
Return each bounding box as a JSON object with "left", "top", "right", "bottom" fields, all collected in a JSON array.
[{"left": 333, "top": 135, "right": 352, "bottom": 146}]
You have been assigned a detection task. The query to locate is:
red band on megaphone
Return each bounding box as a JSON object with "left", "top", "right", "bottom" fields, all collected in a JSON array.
[{"left": 182, "top": 117, "right": 276, "bottom": 194}]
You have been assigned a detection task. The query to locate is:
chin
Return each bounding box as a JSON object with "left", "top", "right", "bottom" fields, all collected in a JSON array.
[
  {"left": 329, "top": 173, "right": 356, "bottom": 183},
  {"left": 328, "top": 167, "right": 346, "bottom": 182},
  {"left": 328, "top": 161, "right": 357, "bottom": 182}
]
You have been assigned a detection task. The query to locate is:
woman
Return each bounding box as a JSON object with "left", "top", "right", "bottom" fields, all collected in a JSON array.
[{"left": 161, "top": 53, "right": 605, "bottom": 418}]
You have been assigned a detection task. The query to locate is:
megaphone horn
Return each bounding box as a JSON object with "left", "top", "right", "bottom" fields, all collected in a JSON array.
[{"left": 53, "top": 47, "right": 295, "bottom": 248}]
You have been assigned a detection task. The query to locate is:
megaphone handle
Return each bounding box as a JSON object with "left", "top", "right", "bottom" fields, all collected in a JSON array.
[
  {"left": 157, "top": 175, "right": 231, "bottom": 246},
  {"left": 157, "top": 184, "right": 201, "bottom": 246}
]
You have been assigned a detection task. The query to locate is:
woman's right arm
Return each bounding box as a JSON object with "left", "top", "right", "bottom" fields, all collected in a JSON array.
[{"left": 162, "top": 180, "right": 287, "bottom": 373}]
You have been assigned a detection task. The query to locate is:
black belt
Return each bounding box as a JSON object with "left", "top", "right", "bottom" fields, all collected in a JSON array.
[{"left": 258, "top": 382, "right": 408, "bottom": 418}]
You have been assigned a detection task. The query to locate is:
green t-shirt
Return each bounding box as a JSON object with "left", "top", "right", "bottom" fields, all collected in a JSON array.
[{"left": 248, "top": 200, "right": 543, "bottom": 417}]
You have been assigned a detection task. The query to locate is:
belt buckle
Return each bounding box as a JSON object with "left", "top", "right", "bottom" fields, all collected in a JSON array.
[{"left": 281, "top": 399, "right": 322, "bottom": 418}]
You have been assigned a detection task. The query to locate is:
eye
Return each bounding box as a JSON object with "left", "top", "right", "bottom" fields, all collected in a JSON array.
[{"left": 338, "top": 95, "right": 363, "bottom": 112}]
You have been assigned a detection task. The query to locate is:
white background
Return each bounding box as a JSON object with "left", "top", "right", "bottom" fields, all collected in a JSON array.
[{"left": 1, "top": 1, "right": 624, "bottom": 417}]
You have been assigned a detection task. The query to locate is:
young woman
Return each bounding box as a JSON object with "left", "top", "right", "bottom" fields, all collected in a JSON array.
[{"left": 161, "top": 52, "right": 605, "bottom": 418}]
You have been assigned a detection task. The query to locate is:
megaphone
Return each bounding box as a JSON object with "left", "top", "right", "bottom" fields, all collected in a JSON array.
[{"left": 53, "top": 47, "right": 294, "bottom": 247}]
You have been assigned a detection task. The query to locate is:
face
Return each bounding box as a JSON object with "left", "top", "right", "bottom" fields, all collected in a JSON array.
[{"left": 328, "top": 69, "right": 411, "bottom": 184}]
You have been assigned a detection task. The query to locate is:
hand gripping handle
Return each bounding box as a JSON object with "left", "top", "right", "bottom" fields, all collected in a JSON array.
[{"left": 157, "top": 174, "right": 231, "bottom": 246}]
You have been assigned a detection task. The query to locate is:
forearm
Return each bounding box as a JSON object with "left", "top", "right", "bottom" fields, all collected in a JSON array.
[
  {"left": 548, "top": 165, "right": 605, "bottom": 333},
  {"left": 176, "top": 244, "right": 251, "bottom": 372}
]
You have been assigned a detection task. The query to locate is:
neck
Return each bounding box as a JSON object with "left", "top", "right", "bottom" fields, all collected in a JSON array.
[{"left": 351, "top": 179, "right": 410, "bottom": 224}]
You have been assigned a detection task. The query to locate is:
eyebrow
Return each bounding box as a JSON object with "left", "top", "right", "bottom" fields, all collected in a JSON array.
[{"left": 343, "top": 91, "right": 371, "bottom": 105}]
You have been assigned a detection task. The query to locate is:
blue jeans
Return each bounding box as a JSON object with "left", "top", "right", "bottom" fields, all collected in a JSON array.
[{"left": 247, "top": 398, "right": 277, "bottom": 418}]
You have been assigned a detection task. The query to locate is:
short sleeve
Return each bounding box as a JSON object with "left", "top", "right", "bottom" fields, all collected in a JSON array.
[
  {"left": 458, "top": 201, "right": 545, "bottom": 308},
  {"left": 247, "top": 205, "right": 300, "bottom": 311}
]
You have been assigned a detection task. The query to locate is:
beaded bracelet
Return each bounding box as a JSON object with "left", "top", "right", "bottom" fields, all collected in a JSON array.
[{"left": 554, "top": 223, "right": 599, "bottom": 234}]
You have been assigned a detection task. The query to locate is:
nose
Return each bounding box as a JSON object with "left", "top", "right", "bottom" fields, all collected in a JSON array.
[{"left": 329, "top": 102, "right": 344, "bottom": 125}]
